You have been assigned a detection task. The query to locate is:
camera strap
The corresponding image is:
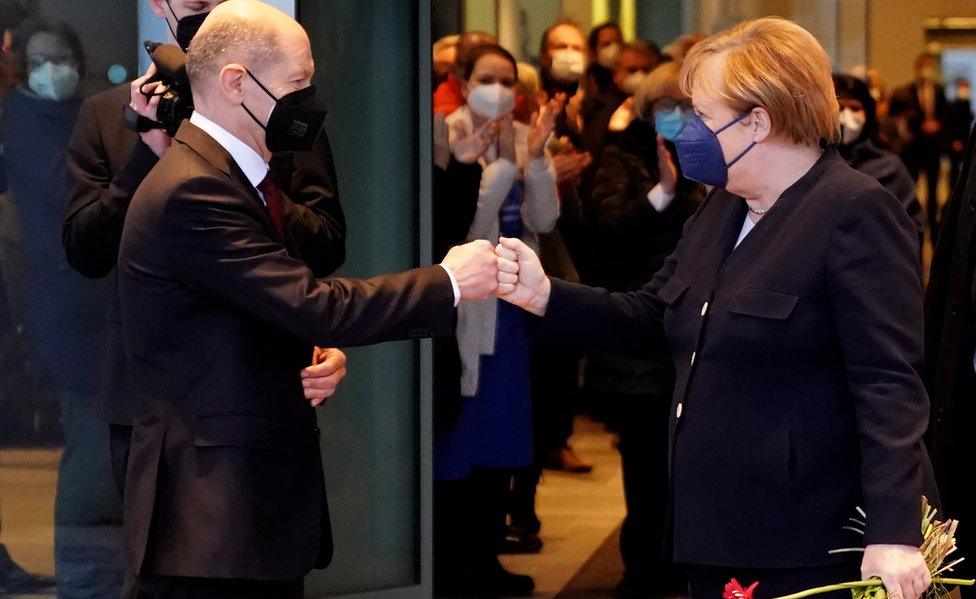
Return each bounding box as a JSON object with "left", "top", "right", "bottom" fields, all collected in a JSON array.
[{"left": 122, "top": 105, "right": 165, "bottom": 134}]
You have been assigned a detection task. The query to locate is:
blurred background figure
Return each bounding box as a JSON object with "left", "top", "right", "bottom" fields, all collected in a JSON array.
[
  {"left": 433, "top": 34, "right": 459, "bottom": 91},
  {"left": 586, "top": 21, "right": 623, "bottom": 101},
  {"left": 660, "top": 32, "right": 705, "bottom": 63},
  {"left": 584, "top": 40, "right": 663, "bottom": 166},
  {"left": 2, "top": 17, "right": 121, "bottom": 598},
  {"left": 948, "top": 77, "right": 974, "bottom": 188},
  {"left": 834, "top": 73, "right": 926, "bottom": 245},
  {"left": 434, "top": 42, "right": 559, "bottom": 598},
  {"left": 434, "top": 30, "right": 497, "bottom": 116},
  {"left": 890, "top": 53, "right": 950, "bottom": 242},
  {"left": 588, "top": 61, "right": 702, "bottom": 599}
]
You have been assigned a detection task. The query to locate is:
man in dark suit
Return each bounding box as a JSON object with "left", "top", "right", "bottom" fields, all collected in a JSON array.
[
  {"left": 117, "top": 1, "right": 502, "bottom": 596},
  {"left": 62, "top": 0, "right": 347, "bottom": 498},
  {"left": 890, "top": 53, "right": 950, "bottom": 240},
  {"left": 925, "top": 116, "right": 976, "bottom": 599}
]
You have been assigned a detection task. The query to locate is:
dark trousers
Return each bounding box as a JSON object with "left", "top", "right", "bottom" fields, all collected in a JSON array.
[
  {"left": 617, "top": 390, "right": 684, "bottom": 594},
  {"left": 128, "top": 574, "right": 303, "bottom": 599},
  {"left": 903, "top": 142, "right": 944, "bottom": 239},
  {"left": 685, "top": 562, "right": 861, "bottom": 599},
  {"left": 509, "top": 347, "right": 580, "bottom": 527},
  {"left": 109, "top": 423, "right": 133, "bottom": 499},
  {"left": 434, "top": 469, "right": 511, "bottom": 587}
]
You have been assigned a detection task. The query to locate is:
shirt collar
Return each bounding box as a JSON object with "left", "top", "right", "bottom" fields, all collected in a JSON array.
[{"left": 189, "top": 111, "right": 268, "bottom": 190}]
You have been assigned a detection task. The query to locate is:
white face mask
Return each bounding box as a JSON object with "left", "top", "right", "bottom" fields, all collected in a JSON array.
[
  {"left": 28, "top": 61, "right": 79, "bottom": 101},
  {"left": 620, "top": 71, "right": 647, "bottom": 96},
  {"left": 597, "top": 43, "right": 621, "bottom": 69},
  {"left": 839, "top": 108, "right": 866, "bottom": 145},
  {"left": 550, "top": 49, "right": 587, "bottom": 83},
  {"left": 467, "top": 83, "right": 516, "bottom": 120}
]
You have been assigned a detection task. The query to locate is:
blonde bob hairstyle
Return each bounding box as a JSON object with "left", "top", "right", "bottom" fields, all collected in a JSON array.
[{"left": 679, "top": 17, "right": 839, "bottom": 146}]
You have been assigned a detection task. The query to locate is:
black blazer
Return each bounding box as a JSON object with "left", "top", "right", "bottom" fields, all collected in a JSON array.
[
  {"left": 925, "top": 121, "right": 976, "bottom": 513},
  {"left": 889, "top": 82, "right": 950, "bottom": 146},
  {"left": 63, "top": 83, "right": 346, "bottom": 425},
  {"left": 117, "top": 121, "right": 455, "bottom": 580},
  {"left": 535, "top": 149, "right": 931, "bottom": 568}
]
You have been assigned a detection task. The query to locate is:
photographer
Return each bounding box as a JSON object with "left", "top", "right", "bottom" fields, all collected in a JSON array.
[{"left": 62, "top": 0, "right": 345, "bottom": 501}]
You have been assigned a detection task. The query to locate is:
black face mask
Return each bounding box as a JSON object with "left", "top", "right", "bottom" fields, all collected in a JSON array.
[
  {"left": 241, "top": 68, "right": 326, "bottom": 153},
  {"left": 164, "top": 1, "right": 209, "bottom": 52}
]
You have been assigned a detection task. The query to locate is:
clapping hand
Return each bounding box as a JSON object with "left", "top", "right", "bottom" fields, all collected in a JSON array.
[
  {"left": 493, "top": 237, "right": 551, "bottom": 317},
  {"left": 527, "top": 94, "right": 565, "bottom": 159},
  {"left": 302, "top": 347, "right": 348, "bottom": 407},
  {"left": 551, "top": 151, "right": 592, "bottom": 185},
  {"left": 450, "top": 118, "right": 500, "bottom": 164},
  {"left": 657, "top": 134, "right": 678, "bottom": 195},
  {"left": 433, "top": 112, "right": 451, "bottom": 170}
]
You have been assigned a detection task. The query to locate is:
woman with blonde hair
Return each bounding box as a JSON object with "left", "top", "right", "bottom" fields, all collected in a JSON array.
[{"left": 494, "top": 17, "right": 935, "bottom": 599}]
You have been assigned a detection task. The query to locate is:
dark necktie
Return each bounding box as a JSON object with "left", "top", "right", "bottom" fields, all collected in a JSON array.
[{"left": 257, "top": 173, "right": 285, "bottom": 241}]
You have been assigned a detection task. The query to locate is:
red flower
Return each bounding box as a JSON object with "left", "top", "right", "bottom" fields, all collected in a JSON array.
[{"left": 724, "top": 578, "right": 760, "bottom": 599}]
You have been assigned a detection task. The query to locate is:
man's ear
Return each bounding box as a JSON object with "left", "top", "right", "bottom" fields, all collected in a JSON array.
[
  {"left": 148, "top": 0, "right": 169, "bottom": 20},
  {"left": 751, "top": 107, "right": 772, "bottom": 143},
  {"left": 218, "top": 64, "right": 247, "bottom": 105}
]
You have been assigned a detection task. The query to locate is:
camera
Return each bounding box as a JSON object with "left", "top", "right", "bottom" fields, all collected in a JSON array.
[{"left": 122, "top": 41, "right": 194, "bottom": 138}]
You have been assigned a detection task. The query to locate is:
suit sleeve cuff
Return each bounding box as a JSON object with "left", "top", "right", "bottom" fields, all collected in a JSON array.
[{"left": 439, "top": 264, "right": 461, "bottom": 307}]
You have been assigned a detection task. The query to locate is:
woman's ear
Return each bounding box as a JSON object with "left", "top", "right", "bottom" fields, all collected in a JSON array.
[
  {"left": 460, "top": 79, "right": 471, "bottom": 99},
  {"left": 751, "top": 107, "right": 772, "bottom": 143}
]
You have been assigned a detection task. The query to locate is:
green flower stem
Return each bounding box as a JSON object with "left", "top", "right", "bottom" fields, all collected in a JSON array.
[{"left": 773, "top": 578, "right": 975, "bottom": 599}]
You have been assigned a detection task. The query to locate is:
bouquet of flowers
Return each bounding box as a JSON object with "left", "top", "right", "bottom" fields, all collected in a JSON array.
[{"left": 723, "top": 498, "right": 975, "bottom": 599}]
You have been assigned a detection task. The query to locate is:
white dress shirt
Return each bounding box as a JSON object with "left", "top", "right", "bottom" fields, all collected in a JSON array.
[
  {"left": 189, "top": 111, "right": 461, "bottom": 306},
  {"left": 734, "top": 213, "right": 756, "bottom": 248},
  {"left": 189, "top": 111, "right": 269, "bottom": 202}
]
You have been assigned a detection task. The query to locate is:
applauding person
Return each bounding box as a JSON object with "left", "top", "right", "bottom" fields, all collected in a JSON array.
[
  {"left": 434, "top": 43, "right": 559, "bottom": 598},
  {"left": 494, "top": 18, "right": 934, "bottom": 599}
]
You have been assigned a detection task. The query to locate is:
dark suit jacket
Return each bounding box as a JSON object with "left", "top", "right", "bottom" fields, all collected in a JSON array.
[
  {"left": 889, "top": 82, "right": 950, "bottom": 148},
  {"left": 534, "top": 149, "right": 930, "bottom": 568},
  {"left": 924, "top": 120, "right": 976, "bottom": 522},
  {"left": 118, "top": 121, "right": 455, "bottom": 580},
  {"left": 63, "top": 83, "right": 345, "bottom": 425}
]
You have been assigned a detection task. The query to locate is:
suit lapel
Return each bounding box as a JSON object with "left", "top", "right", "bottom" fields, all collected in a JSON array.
[{"left": 173, "top": 121, "right": 283, "bottom": 247}]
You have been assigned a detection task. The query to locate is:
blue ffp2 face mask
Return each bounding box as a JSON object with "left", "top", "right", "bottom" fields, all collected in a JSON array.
[
  {"left": 654, "top": 107, "right": 692, "bottom": 141},
  {"left": 674, "top": 111, "right": 756, "bottom": 187}
]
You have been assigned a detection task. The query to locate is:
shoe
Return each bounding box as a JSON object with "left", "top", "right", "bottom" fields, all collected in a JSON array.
[
  {"left": 0, "top": 544, "right": 57, "bottom": 594},
  {"left": 485, "top": 566, "right": 535, "bottom": 597},
  {"left": 434, "top": 568, "right": 496, "bottom": 598},
  {"left": 498, "top": 526, "right": 543, "bottom": 555},
  {"left": 544, "top": 446, "right": 594, "bottom": 474}
]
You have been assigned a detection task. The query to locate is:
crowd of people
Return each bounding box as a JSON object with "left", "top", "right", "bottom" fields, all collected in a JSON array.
[
  {"left": 0, "top": 2, "right": 972, "bottom": 599},
  {"left": 429, "top": 15, "right": 975, "bottom": 599}
]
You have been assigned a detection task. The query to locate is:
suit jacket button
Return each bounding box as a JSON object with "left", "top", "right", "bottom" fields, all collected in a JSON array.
[
  {"left": 676, "top": 403, "right": 683, "bottom": 418},
  {"left": 690, "top": 351, "right": 697, "bottom": 366},
  {"left": 700, "top": 301, "right": 709, "bottom": 317}
]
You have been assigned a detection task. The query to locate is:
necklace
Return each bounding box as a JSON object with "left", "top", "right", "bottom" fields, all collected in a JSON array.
[{"left": 747, "top": 205, "right": 767, "bottom": 216}]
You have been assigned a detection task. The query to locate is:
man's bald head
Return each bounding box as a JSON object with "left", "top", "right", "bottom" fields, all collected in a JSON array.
[
  {"left": 184, "top": 0, "right": 315, "bottom": 161},
  {"left": 185, "top": 0, "right": 307, "bottom": 98}
]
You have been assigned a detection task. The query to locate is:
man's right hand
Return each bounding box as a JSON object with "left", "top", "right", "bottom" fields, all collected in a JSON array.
[
  {"left": 440, "top": 240, "right": 500, "bottom": 301},
  {"left": 494, "top": 237, "right": 550, "bottom": 317},
  {"left": 130, "top": 64, "right": 172, "bottom": 157}
]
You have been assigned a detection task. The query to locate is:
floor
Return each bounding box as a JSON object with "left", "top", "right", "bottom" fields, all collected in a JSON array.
[
  {"left": 0, "top": 418, "right": 626, "bottom": 599},
  {"left": 500, "top": 417, "right": 626, "bottom": 599}
]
